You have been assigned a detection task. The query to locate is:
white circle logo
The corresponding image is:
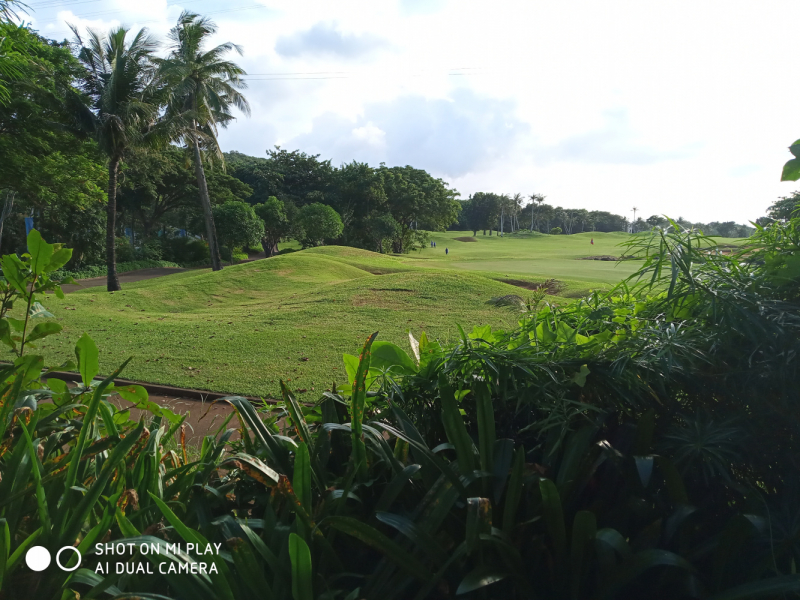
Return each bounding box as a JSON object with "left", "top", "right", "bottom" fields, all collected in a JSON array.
[
  {"left": 56, "top": 546, "right": 81, "bottom": 571},
  {"left": 25, "top": 546, "right": 51, "bottom": 571}
]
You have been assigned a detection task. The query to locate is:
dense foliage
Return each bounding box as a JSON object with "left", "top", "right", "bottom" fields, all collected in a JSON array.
[
  {"left": 456, "top": 194, "right": 755, "bottom": 238},
  {"left": 0, "top": 207, "right": 799, "bottom": 598}
]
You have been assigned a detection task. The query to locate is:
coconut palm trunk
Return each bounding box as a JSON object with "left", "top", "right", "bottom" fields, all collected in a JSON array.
[
  {"left": 191, "top": 124, "right": 222, "bottom": 271},
  {"left": 106, "top": 158, "right": 121, "bottom": 292}
]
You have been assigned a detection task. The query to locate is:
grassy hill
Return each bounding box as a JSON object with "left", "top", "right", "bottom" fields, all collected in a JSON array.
[{"left": 36, "top": 233, "right": 660, "bottom": 397}]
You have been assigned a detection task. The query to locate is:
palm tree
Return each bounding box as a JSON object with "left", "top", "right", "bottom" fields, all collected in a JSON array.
[
  {"left": 70, "top": 26, "right": 159, "bottom": 291},
  {"left": 157, "top": 11, "right": 250, "bottom": 272},
  {"left": 529, "top": 193, "right": 546, "bottom": 231}
]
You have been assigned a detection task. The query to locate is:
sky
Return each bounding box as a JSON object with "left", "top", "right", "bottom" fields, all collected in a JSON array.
[{"left": 25, "top": 0, "right": 800, "bottom": 223}]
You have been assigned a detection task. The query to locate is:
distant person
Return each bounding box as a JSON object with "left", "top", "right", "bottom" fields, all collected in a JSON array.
[
  {"left": 445, "top": 247, "right": 448, "bottom": 255},
  {"left": 591, "top": 238, "right": 594, "bottom": 245}
]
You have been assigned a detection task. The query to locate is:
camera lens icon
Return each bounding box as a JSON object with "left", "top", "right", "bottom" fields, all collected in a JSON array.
[{"left": 25, "top": 546, "right": 82, "bottom": 571}]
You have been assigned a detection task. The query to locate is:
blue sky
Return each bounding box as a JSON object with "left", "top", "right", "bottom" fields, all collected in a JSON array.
[{"left": 27, "top": 0, "right": 800, "bottom": 223}]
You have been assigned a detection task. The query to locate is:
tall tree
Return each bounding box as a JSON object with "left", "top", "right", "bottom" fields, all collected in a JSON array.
[
  {"left": 253, "top": 196, "right": 289, "bottom": 257},
  {"left": 464, "top": 192, "right": 501, "bottom": 236},
  {"left": 158, "top": 11, "right": 250, "bottom": 272},
  {"left": 70, "top": 25, "right": 159, "bottom": 291},
  {"left": 379, "top": 166, "right": 459, "bottom": 252},
  {"left": 528, "top": 193, "right": 546, "bottom": 231}
]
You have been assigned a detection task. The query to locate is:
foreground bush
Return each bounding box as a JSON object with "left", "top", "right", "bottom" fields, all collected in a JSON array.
[{"left": 2, "top": 228, "right": 800, "bottom": 599}]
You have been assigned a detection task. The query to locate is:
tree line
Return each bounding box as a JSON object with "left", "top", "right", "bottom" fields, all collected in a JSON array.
[
  {"left": 0, "top": 4, "right": 768, "bottom": 292},
  {"left": 453, "top": 192, "right": 756, "bottom": 238}
]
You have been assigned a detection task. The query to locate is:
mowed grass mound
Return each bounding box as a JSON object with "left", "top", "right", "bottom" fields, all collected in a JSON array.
[
  {"left": 38, "top": 248, "right": 530, "bottom": 398},
  {"left": 416, "top": 231, "right": 642, "bottom": 284}
]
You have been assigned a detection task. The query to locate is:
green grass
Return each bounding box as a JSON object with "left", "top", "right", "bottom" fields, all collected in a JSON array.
[
  {"left": 35, "top": 232, "right": 650, "bottom": 397},
  {"left": 405, "top": 230, "right": 642, "bottom": 284}
]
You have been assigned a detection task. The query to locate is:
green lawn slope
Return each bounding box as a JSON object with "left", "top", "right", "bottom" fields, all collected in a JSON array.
[{"left": 37, "top": 234, "right": 646, "bottom": 397}]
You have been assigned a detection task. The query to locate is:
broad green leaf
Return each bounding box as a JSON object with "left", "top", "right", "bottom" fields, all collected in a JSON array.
[
  {"left": 46, "top": 247, "right": 72, "bottom": 272},
  {"left": 115, "top": 384, "right": 148, "bottom": 403},
  {"left": 418, "top": 331, "right": 442, "bottom": 367},
  {"left": 116, "top": 384, "right": 182, "bottom": 424},
  {"left": 27, "top": 229, "right": 53, "bottom": 276},
  {"left": 25, "top": 322, "right": 61, "bottom": 344},
  {"left": 342, "top": 353, "right": 359, "bottom": 385},
  {"left": 1, "top": 254, "right": 26, "bottom": 294},
  {"left": 534, "top": 321, "right": 557, "bottom": 345},
  {"left": 571, "top": 364, "right": 591, "bottom": 387},
  {"left": 781, "top": 157, "right": 800, "bottom": 181},
  {"left": 790, "top": 139, "right": 800, "bottom": 158},
  {"left": 75, "top": 332, "right": 99, "bottom": 387},
  {"left": 6, "top": 317, "right": 25, "bottom": 332},
  {"left": 370, "top": 341, "right": 418, "bottom": 375},
  {"left": 289, "top": 533, "right": 313, "bottom": 600}
]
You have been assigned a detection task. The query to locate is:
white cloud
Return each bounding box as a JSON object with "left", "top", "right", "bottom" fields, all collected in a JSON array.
[
  {"left": 28, "top": 0, "right": 800, "bottom": 222},
  {"left": 275, "top": 22, "right": 391, "bottom": 59}
]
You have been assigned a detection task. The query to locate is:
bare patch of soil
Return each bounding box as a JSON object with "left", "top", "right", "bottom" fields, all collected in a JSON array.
[
  {"left": 579, "top": 255, "right": 621, "bottom": 261},
  {"left": 578, "top": 255, "right": 637, "bottom": 261},
  {"left": 354, "top": 266, "right": 405, "bottom": 275},
  {"left": 500, "top": 278, "right": 562, "bottom": 294},
  {"left": 454, "top": 236, "right": 478, "bottom": 242}
]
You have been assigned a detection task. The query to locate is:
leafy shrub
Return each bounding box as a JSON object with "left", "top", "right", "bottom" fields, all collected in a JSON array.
[
  {"left": 219, "top": 246, "right": 248, "bottom": 263},
  {"left": 213, "top": 201, "right": 264, "bottom": 264},
  {"left": 297, "top": 202, "right": 344, "bottom": 247},
  {"left": 53, "top": 259, "right": 181, "bottom": 281},
  {"left": 549, "top": 226, "right": 562, "bottom": 235},
  {"left": 115, "top": 235, "right": 135, "bottom": 262},
  {"left": 160, "top": 236, "right": 210, "bottom": 264},
  {"left": 138, "top": 238, "right": 163, "bottom": 261}
]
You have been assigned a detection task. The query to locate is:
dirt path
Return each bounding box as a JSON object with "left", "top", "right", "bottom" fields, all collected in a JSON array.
[
  {"left": 107, "top": 392, "right": 239, "bottom": 441},
  {"left": 60, "top": 267, "right": 191, "bottom": 293}
]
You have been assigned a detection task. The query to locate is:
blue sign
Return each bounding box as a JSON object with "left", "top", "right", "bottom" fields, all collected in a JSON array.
[
  {"left": 179, "top": 229, "right": 186, "bottom": 237},
  {"left": 24, "top": 217, "right": 34, "bottom": 236}
]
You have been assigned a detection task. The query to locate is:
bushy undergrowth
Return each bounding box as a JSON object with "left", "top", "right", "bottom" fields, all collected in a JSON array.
[
  {"left": 1, "top": 220, "right": 799, "bottom": 599},
  {"left": 53, "top": 259, "right": 182, "bottom": 281}
]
